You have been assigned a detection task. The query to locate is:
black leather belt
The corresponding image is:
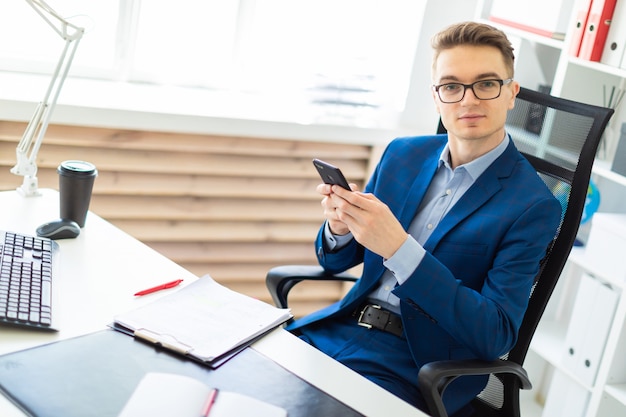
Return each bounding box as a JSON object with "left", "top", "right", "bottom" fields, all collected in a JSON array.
[{"left": 354, "top": 304, "right": 404, "bottom": 338}]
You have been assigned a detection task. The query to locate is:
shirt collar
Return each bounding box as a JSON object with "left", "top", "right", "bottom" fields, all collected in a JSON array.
[{"left": 438, "top": 133, "right": 510, "bottom": 180}]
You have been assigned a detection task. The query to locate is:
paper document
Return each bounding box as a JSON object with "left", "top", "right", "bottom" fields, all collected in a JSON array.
[
  {"left": 118, "top": 372, "right": 288, "bottom": 417},
  {"left": 113, "top": 275, "right": 292, "bottom": 364}
]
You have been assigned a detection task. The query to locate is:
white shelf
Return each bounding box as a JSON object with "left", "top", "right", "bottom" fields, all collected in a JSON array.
[
  {"left": 592, "top": 160, "right": 626, "bottom": 188},
  {"left": 531, "top": 320, "right": 566, "bottom": 365},
  {"left": 520, "top": 390, "right": 543, "bottom": 417},
  {"left": 567, "top": 247, "right": 626, "bottom": 290},
  {"left": 476, "top": 18, "right": 565, "bottom": 49},
  {"left": 605, "top": 384, "right": 626, "bottom": 407},
  {"left": 569, "top": 58, "right": 626, "bottom": 79}
]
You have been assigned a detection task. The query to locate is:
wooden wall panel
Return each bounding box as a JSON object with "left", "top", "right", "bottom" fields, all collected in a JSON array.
[{"left": 0, "top": 120, "right": 372, "bottom": 317}]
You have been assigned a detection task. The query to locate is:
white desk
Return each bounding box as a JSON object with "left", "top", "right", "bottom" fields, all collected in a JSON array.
[{"left": 0, "top": 189, "right": 424, "bottom": 417}]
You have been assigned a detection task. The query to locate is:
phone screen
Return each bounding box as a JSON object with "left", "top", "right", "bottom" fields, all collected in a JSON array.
[{"left": 312, "top": 159, "right": 351, "bottom": 190}]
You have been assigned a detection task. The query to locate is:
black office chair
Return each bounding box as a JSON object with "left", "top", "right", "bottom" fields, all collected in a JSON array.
[{"left": 265, "top": 87, "right": 614, "bottom": 417}]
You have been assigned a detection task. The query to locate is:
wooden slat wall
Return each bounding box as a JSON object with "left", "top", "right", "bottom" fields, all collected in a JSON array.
[{"left": 0, "top": 120, "right": 372, "bottom": 317}]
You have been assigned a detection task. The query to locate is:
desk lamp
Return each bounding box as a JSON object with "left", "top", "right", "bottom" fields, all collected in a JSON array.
[{"left": 10, "top": 0, "right": 84, "bottom": 197}]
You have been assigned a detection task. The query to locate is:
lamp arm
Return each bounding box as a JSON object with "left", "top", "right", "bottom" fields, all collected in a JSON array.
[{"left": 10, "top": 0, "right": 84, "bottom": 197}]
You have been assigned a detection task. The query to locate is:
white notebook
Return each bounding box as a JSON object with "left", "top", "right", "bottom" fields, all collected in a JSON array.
[{"left": 119, "top": 372, "right": 288, "bottom": 417}]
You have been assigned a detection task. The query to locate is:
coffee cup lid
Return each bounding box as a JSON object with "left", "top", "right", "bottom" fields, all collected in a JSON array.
[{"left": 58, "top": 160, "right": 97, "bottom": 175}]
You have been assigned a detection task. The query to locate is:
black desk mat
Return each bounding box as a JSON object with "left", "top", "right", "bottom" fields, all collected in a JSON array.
[{"left": 0, "top": 329, "right": 363, "bottom": 417}]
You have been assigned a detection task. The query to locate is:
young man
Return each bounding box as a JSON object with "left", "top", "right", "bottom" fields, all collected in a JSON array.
[{"left": 285, "top": 21, "right": 562, "bottom": 415}]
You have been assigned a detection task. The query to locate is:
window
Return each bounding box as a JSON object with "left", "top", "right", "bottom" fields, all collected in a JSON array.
[{"left": 0, "top": 0, "right": 425, "bottom": 127}]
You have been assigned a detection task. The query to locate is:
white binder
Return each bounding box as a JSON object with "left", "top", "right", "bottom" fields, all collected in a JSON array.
[
  {"left": 601, "top": 0, "right": 626, "bottom": 67},
  {"left": 576, "top": 275, "right": 618, "bottom": 384},
  {"left": 541, "top": 371, "right": 589, "bottom": 417},
  {"left": 561, "top": 273, "right": 619, "bottom": 386},
  {"left": 562, "top": 273, "right": 595, "bottom": 376}
]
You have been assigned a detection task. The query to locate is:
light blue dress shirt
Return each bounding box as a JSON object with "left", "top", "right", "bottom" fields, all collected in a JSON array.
[{"left": 324, "top": 135, "right": 510, "bottom": 313}]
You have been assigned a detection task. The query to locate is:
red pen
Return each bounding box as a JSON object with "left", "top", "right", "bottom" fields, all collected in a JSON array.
[
  {"left": 201, "top": 388, "right": 219, "bottom": 417},
  {"left": 133, "top": 279, "right": 184, "bottom": 296}
]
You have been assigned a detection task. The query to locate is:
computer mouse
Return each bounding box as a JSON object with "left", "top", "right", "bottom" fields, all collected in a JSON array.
[{"left": 36, "top": 218, "right": 81, "bottom": 240}]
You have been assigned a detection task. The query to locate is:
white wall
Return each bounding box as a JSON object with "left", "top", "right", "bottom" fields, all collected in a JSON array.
[
  {"left": 399, "top": 0, "right": 479, "bottom": 134},
  {"left": 0, "top": 0, "right": 479, "bottom": 144}
]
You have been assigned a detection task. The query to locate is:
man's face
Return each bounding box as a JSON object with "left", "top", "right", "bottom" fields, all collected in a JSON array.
[{"left": 432, "top": 45, "right": 518, "bottom": 145}]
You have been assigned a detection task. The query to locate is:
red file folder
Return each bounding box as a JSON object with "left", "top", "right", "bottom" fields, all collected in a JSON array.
[
  {"left": 600, "top": 0, "right": 626, "bottom": 66},
  {"left": 579, "top": 0, "right": 618, "bottom": 61},
  {"left": 569, "top": 0, "right": 593, "bottom": 56}
]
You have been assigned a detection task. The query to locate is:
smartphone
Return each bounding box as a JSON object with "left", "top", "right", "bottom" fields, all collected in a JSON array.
[{"left": 312, "top": 158, "right": 351, "bottom": 190}]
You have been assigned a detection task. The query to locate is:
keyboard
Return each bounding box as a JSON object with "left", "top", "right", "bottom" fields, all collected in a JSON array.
[{"left": 0, "top": 231, "right": 59, "bottom": 331}]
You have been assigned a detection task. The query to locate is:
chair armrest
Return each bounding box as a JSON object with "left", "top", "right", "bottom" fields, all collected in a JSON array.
[
  {"left": 418, "top": 359, "right": 532, "bottom": 417},
  {"left": 265, "top": 265, "right": 358, "bottom": 309}
]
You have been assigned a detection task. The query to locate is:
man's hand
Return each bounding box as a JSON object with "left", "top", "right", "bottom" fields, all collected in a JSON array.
[
  {"left": 317, "top": 183, "right": 353, "bottom": 236},
  {"left": 317, "top": 183, "right": 408, "bottom": 259}
]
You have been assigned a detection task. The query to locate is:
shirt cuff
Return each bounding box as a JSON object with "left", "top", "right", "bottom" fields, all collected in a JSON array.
[
  {"left": 383, "top": 235, "right": 425, "bottom": 285},
  {"left": 323, "top": 221, "right": 354, "bottom": 251}
]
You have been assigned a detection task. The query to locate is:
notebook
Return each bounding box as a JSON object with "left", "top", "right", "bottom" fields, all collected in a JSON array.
[
  {"left": 0, "top": 230, "right": 60, "bottom": 331},
  {"left": 119, "top": 372, "right": 288, "bottom": 417}
]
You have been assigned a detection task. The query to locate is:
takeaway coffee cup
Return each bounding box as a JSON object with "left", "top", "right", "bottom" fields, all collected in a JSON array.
[{"left": 58, "top": 160, "right": 98, "bottom": 227}]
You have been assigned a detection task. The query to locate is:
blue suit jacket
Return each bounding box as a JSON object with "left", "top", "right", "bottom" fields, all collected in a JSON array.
[{"left": 287, "top": 134, "right": 562, "bottom": 413}]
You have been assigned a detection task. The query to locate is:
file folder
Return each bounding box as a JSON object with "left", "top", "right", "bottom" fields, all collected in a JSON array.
[
  {"left": 600, "top": 0, "right": 626, "bottom": 66},
  {"left": 489, "top": 0, "right": 575, "bottom": 40},
  {"left": 576, "top": 277, "right": 618, "bottom": 385},
  {"left": 579, "top": 0, "right": 618, "bottom": 61},
  {"left": 569, "top": 0, "right": 593, "bottom": 56},
  {"left": 561, "top": 273, "right": 618, "bottom": 386},
  {"left": 542, "top": 371, "right": 589, "bottom": 417},
  {"left": 562, "top": 273, "right": 595, "bottom": 374}
]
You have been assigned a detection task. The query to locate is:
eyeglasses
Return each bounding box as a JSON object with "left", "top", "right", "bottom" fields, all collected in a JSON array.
[{"left": 433, "top": 78, "right": 513, "bottom": 103}]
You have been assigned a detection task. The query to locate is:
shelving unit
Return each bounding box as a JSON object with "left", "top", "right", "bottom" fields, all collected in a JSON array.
[
  {"left": 473, "top": 1, "right": 626, "bottom": 416},
  {"left": 523, "top": 219, "right": 626, "bottom": 417}
]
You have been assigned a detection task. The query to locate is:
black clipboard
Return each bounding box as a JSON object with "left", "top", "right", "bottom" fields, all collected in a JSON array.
[{"left": 109, "top": 321, "right": 273, "bottom": 369}]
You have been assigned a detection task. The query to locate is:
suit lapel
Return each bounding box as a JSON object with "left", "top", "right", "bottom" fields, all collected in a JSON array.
[{"left": 397, "top": 151, "right": 441, "bottom": 228}]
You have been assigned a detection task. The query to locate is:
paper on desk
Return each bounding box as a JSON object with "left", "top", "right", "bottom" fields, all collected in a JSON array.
[
  {"left": 118, "top": 372, "right": 288, "bottom": 417},
  {"left": 113, "top": 275, "right": 292, "bottom": 363}
]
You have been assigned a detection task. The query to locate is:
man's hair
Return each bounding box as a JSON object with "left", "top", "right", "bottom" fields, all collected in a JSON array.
[{"left": 431, "top": 21, "right": 515, "bottom": 77}]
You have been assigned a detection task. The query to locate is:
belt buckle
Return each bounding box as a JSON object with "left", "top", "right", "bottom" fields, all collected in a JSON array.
[{"left": 357, "top": 304, "right": 381, "bottom": 329}]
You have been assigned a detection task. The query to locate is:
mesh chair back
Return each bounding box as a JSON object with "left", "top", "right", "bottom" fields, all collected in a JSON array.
[
  {"left": 439, "top": 87, "right": 614, "bottom": 416},
  {"left": 503, "top": 88, "right": 612, "bottom": 363}
]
